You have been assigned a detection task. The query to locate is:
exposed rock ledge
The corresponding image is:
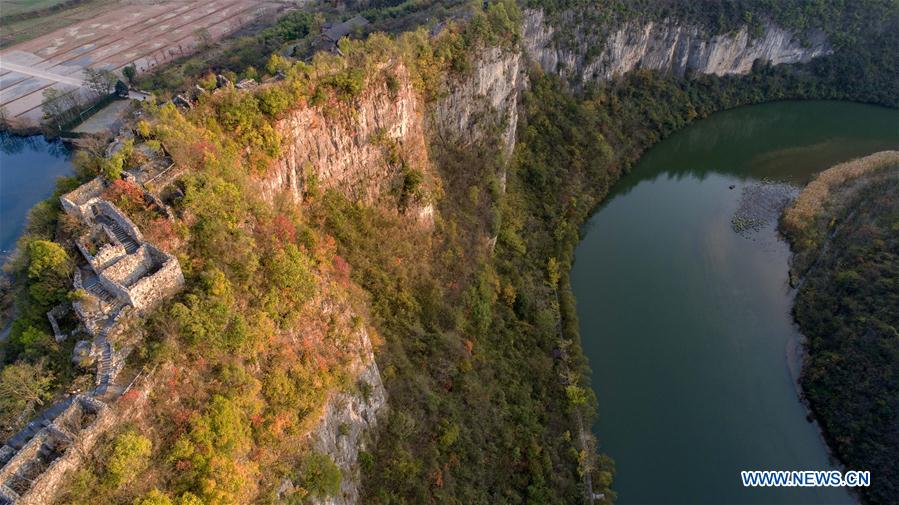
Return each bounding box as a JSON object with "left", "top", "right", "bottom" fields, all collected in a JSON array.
[
  {"left": 310, "top": 354, "right": 386, "bottom": 505},
  {"left": 432, "top": 46, "right": 525, "bottom": 160},
  {"left": 262, "top": 46, "right": 525, "bottom": 214},
  {"left": 523, "top": 8, "right": 831, "bottom": 84},
  {"left": 265, "top": 47, "right": 524, "bottom": 504}
]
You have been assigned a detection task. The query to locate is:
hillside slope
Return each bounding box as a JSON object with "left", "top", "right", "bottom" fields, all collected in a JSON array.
[{"left": 782, "top": 153, "right": 899, "bottom": 505}]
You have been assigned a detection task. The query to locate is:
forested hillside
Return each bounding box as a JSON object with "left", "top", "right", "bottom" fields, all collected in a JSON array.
[
  {"left": 2, "top": 0, "right": 898, "bottom": 504},
  {"left": 782, "top": 155, "right": 899, "bottom": 505}
]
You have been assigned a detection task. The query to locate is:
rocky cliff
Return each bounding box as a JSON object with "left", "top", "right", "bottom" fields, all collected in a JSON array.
[
  {"left": 262, "top": 47, "right": 525, "bottom": 213},
  {"left": 263, "top": 63, "right": 431, "bottom": 208},
  {"left": 262, "top": 48, "right": 524, "bottom": 503},
  {"left": 262, "top": 14, "right": 834, "bottom": 499},
  {"left": 522, "top": 9, "right": 831, "bottom": 85},
  {"left": 432, "top": 46, "right": 526, "bottom": 160},
  {"left": 309, "top": 335, "right": 386, "bottom": 505}
]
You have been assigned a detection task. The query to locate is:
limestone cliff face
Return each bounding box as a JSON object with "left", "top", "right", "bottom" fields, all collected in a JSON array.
[
  {"left": 262, "top": 49, "right": 524, "bottom": 504},
  {"left": 262, "top": 48, "right": 525, "bottom": 212},
  {"left": 263, "top": 64, "right": 431, "bottom": 207},
  {"left": 310, "top": 325, "right": 387, "bottom": 505},
  {"left": 432, "top": 46, "right": 525, "bottom": 160},
  {"left": 522, "top": 9, "right": 831, "bottom": 85}
]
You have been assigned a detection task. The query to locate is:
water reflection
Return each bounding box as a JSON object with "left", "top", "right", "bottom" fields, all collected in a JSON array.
[
  {"left": 0, "top": 133, "right": 73, "bottom": 258},
  {"left": 573, "top": 100, "right": 899, "bottom": 504}
]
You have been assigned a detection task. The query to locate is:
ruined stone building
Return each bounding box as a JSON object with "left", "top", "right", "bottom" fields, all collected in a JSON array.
[
  {"left": 0, "top": 176, "right": 183, "bottom": 504},
  {"left": 0, "top": 396, "right": 110, "bottom": 505}
]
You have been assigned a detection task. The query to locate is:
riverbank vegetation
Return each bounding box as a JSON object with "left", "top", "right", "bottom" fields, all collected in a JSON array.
[
  {"left": 3, "top": 0, "right": 899, "bottom": 503},
  {"left": 782, "top": 158, "right": 899, "bottom": 505},
  {"left": 782, "top": 151, "right": 899, "bottom": 275},
  {"left": 0, "top": 173, "right": 87, "bottom": 438}
]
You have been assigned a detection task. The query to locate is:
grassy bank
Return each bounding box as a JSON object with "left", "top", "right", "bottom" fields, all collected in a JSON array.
[{"left": 782, "top": 150, "right": 899, "bottom": 275}]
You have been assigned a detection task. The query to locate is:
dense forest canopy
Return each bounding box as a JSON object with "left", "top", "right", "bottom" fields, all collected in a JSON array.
[{"left": 1, "top": 0, "right": 898, "bottom": 504}]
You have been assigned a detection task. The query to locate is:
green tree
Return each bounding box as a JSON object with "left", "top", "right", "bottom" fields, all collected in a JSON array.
[
  {"left": 133, "top": 489, "right": 172, "bottom": 505},
  {"left": 27, "top": 240, "right": 69, "bottom": 279},
  {"left": 256, "top": 87, "right": 291, "bottom": 116},
  {"left": 26, "top": 240, "right": 71, "bottom": 306},
  {"left": 265, "top": 54, "right": 293, "bottom": 75},
  {"left": 122, "top": 64, "right": 137, "bottom": 85},
  {"left": 106, "top": 430, "right": 153, "bottom": 487},
  {"left": 176, "top": 493, "right": 203, "bottom": 505},
  {"left": 100, "top": 151, "right": 125, "bottom": 180},
  {"left": 261, "top": 243, "right": 316, "bottom": 323},
  {"left": 0, "top": 360, "right": 55, "bottom": 433},
  {"left": 297, "top": 452, "right": 342, "bottom": 499},
  {"left": 115, "top": 80, "right": 129, "bottom": 98}
]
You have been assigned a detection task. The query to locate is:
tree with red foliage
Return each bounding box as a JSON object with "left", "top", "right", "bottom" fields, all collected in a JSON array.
[
  {"left": 102, "top": 179, "right": 146, "bottom": 214},
  {"left": 270, "top": 213, "right": 296, "bottom": 244},
  {"left": 332, "top": 255, "right": 351, "bottom": 285}
]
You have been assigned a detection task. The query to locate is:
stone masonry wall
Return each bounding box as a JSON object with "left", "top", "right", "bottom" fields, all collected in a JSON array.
[
  {"left": 100, "top": 247, "right": 150, "bottom": 287},
  {"left": 95, "top": 201, "right": 143, "bottom": 243},
  {"left": 83, "top": 243, "right": 127, "bottom": 271},
  {"left": 126, "top": 252, "right": 184, "bottom": 312}
]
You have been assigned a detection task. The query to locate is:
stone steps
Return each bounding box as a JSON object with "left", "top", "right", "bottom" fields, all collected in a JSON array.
[
  {"left": 85, "top": 283, "right": 115, "bottom": 304},
  {"left": 95, "top": 215, "right": 139, "bottom": 254}
]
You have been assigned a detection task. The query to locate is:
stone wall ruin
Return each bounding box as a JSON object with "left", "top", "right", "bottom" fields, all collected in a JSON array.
[{"left": 1, "top": 176, "right": 184, "bottom": 504}]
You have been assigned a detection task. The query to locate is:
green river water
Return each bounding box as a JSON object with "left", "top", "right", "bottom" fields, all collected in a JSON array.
[{"left": 571, "top": 101, "right": 899, "bottom": 504}]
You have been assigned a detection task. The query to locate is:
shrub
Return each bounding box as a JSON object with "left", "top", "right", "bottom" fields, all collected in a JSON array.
[
  {"left": 257, "top": 87, "right": 292, "bottom": 116},
  {"left": 105, "top": 430, "right": 152, "bottom": 487},
  {"left": 133, "top": 489, "right": 172, "bottom": 505},
  {"left": 25, "top": 240, "right": 71, "bottom": 307},
  {"left": 321, "top": 68, "right": 366, "bottom": 102},
  {"left": 297, "top": 452, "right": 342, "bottom": 499},
  {"left": 0, "top": 360, "right": 55, "bottom": 434}
]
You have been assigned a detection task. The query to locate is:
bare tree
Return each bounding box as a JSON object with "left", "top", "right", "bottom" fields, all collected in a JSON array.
[
  {"left": 83, "top": 67, "right": 117, "bottom": 98},
  {"left": 41, "top": 88, "right": 83, "bottom": 127},
  {"left": 41, "top": 88, "right": 69, "bottom": 123}
]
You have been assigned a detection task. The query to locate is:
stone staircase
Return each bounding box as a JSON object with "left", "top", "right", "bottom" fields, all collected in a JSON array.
[
  {"left": 84, "top": 281, "right": 116, "bottom": 304},
  {"left": 94, "top": 213, "right": 139, "bottom": 254},
  {"left": 94, "top": 342, "right": 114, "bottom": 395},
  {"left": 93, "top": 304, "right": 128, "bottom": 395}
]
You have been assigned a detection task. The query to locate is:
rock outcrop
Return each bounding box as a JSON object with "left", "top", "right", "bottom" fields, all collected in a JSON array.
[
  {"left": 263, "top": 64, "right": 430, "bottom": 207},
  {"left": 262, "top": 46, "right": 525, "bottom": 210},
  {"left": 522, "top": 9, "right": 831, "bottom": 85},
  {"left": 432, "top": 46, "right": 525, "bottom": 160},
  {"left": 260, "top": 47, "right": 524, "bottom": 504},
  {"left": 310, "top": 328, "right": 386, "bottom": 505},
  {"left": 258, "top": 14, "right": 834, "bottom": 500}
]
